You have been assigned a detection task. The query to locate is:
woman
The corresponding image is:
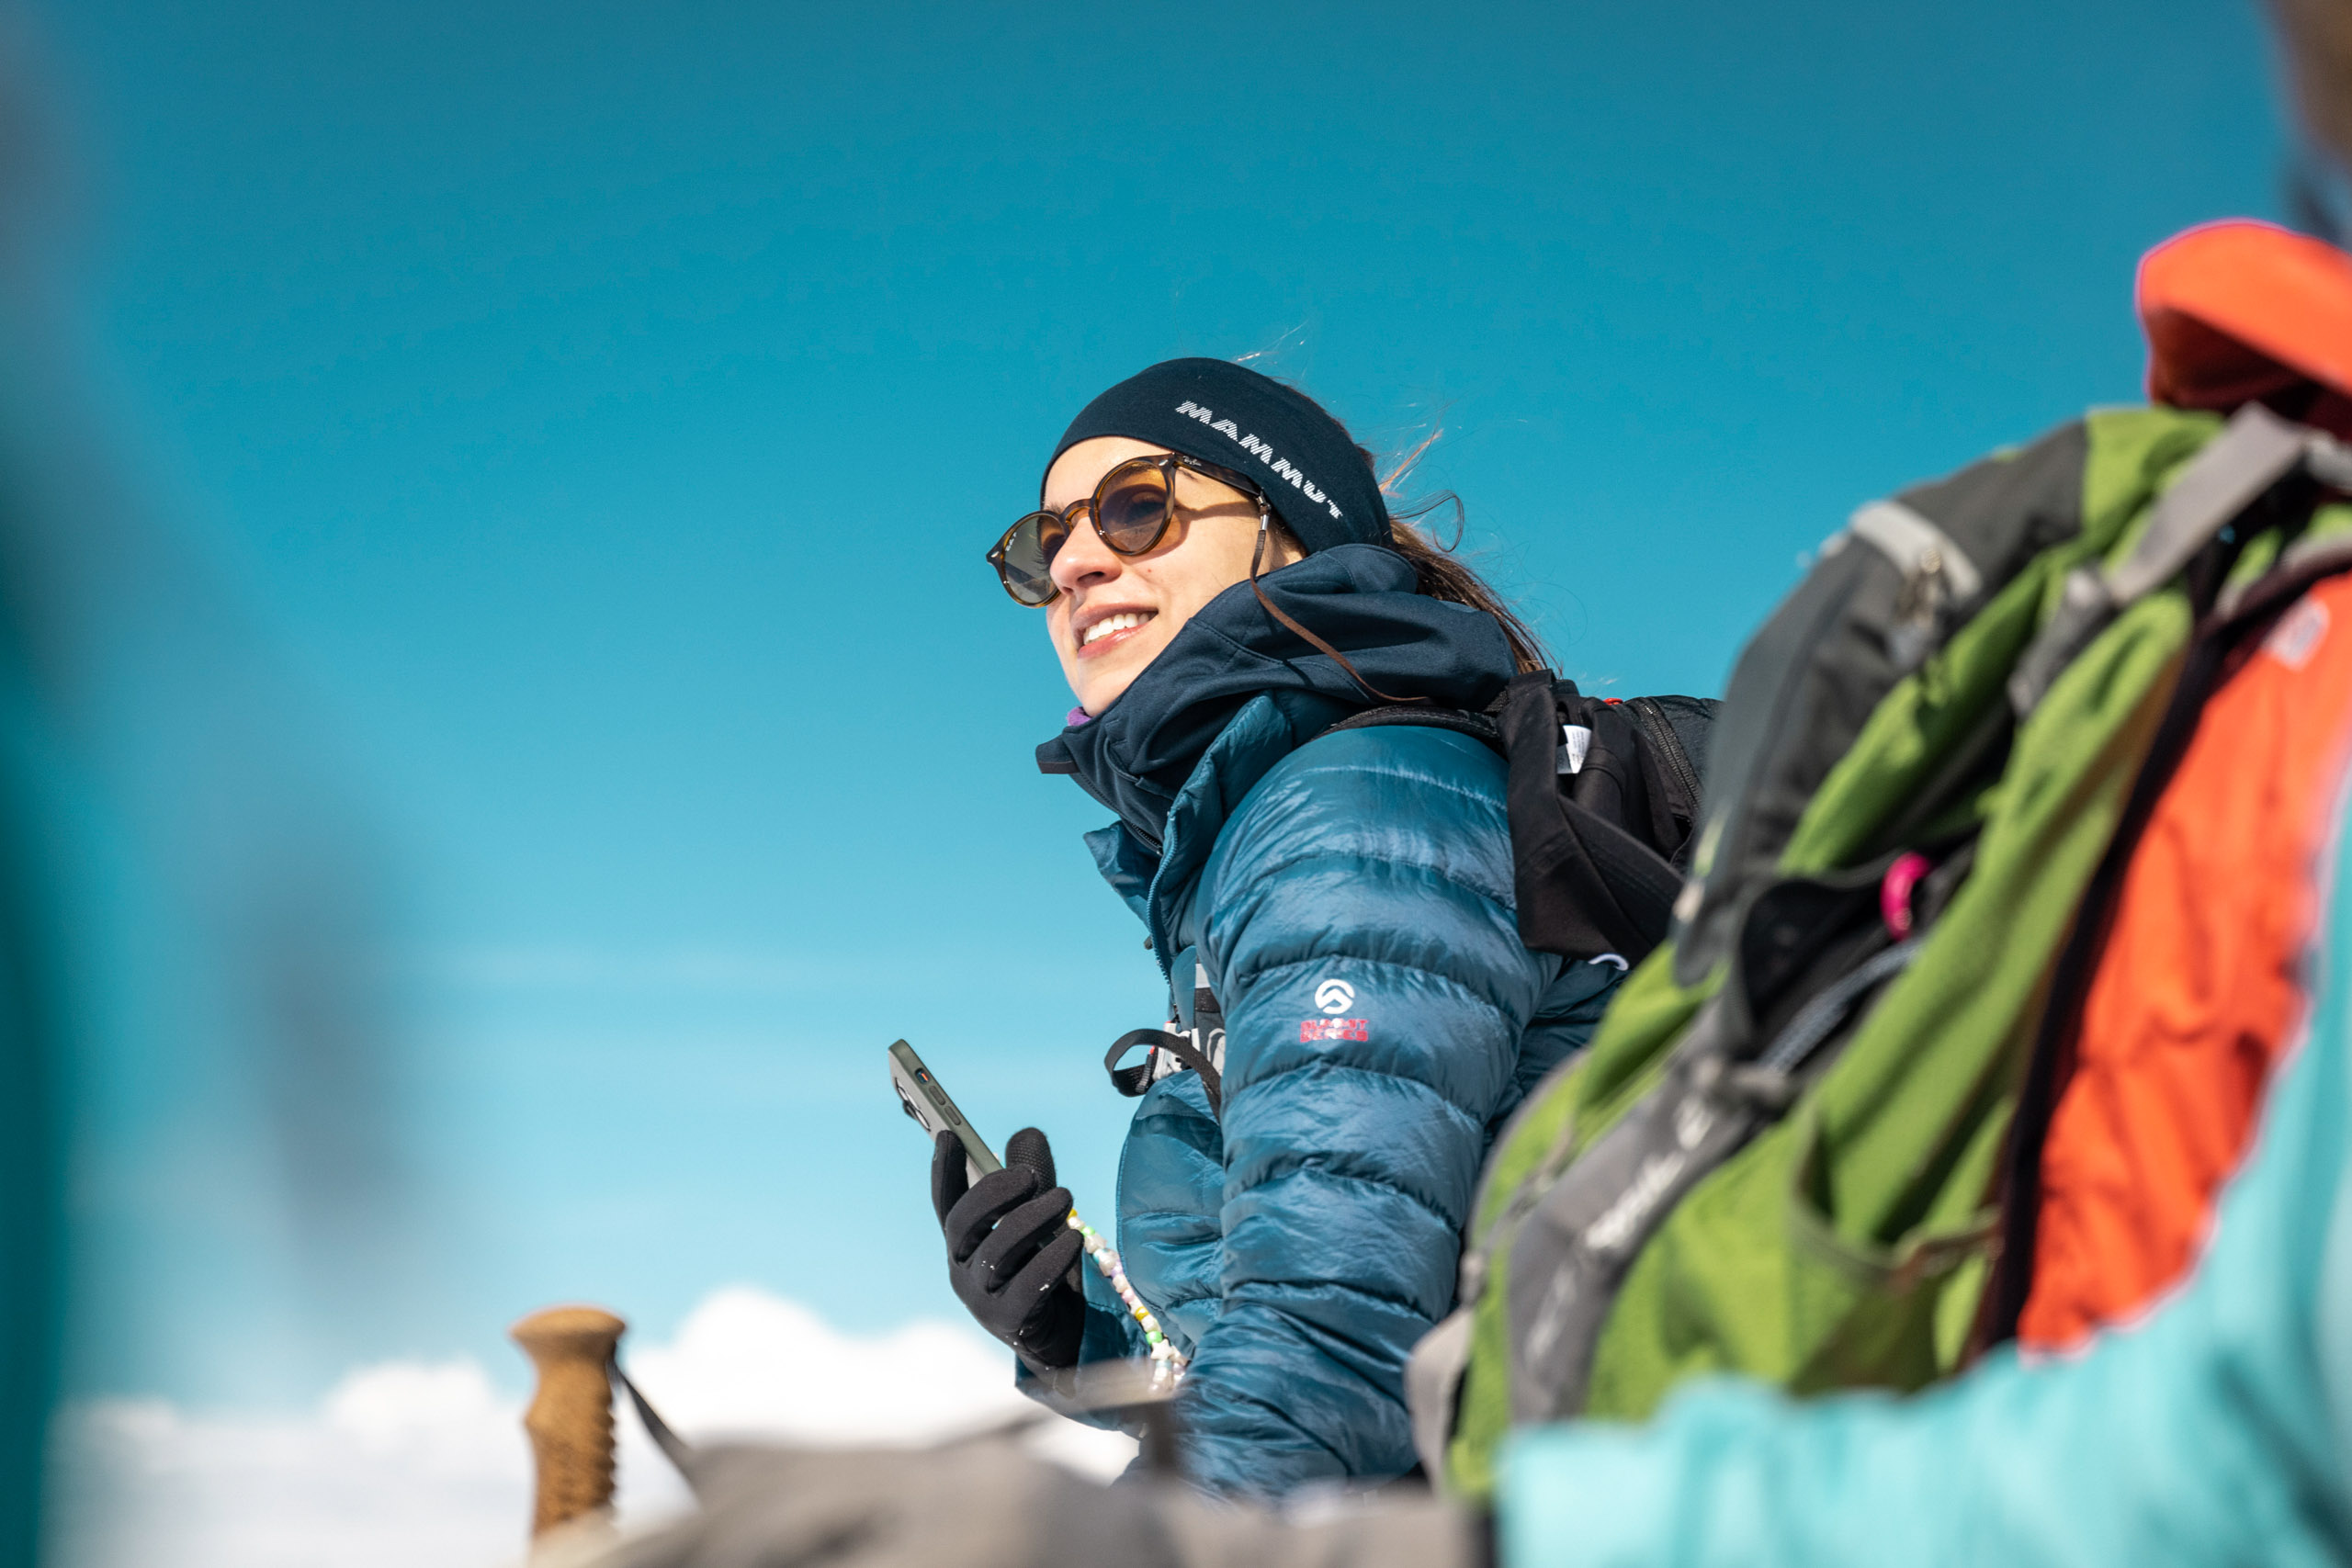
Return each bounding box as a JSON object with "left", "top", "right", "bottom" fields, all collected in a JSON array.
[{"left": 933, "top": 357, "right": 1622, "bottom": 1497}]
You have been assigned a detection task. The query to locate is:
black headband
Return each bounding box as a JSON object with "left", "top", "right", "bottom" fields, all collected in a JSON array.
[{"left": 1047, "top": 358, "right": 1390, "bottom": 555}]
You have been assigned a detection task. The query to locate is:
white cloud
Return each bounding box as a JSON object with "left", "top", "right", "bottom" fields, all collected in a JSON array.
[{"left": 51, "top": 1286, "right": 1136, "bottom": 1568}]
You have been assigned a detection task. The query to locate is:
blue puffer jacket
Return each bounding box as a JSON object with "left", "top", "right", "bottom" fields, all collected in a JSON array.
[{"left": 1027, "top": 546, "right": 1623, "bottom": 1496}]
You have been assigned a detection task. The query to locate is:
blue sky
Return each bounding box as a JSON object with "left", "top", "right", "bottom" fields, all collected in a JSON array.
[{"left": 22, "top": 0, "right": 2287, "bottom": 1404}]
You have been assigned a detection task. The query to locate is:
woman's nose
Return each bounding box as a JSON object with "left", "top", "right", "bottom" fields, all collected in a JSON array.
[{"left": 1049, "top": 513, "right": 1121, "bottom": 593}]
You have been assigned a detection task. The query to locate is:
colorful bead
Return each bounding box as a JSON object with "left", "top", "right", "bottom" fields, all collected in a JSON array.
[{"left": 1060, "top": 1205, "right": 1187, "bottom": 1385}]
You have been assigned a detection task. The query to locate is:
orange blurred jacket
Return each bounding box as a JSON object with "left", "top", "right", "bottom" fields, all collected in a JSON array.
[{"left": 2020, "top": 220, "right": 2352, "bottom": 1347}]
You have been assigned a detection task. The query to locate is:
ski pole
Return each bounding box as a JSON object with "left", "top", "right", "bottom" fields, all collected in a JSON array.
[{"left": 511, "top": 1304, "right": 628, "bottom": 1542}]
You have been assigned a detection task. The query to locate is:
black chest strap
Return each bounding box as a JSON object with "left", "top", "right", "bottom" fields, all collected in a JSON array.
[{"left": 1104, "top": 967, "right": 1227, "bottom": 1115}]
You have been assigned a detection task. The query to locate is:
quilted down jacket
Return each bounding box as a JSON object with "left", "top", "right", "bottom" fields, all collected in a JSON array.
[{"left": 1028, "top": 546, "right": 1623, "bottom": 1496}]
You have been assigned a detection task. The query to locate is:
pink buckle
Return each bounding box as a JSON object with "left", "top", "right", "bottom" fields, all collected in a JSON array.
[{"left": 1881, "top": 852, "right": 1932, "bottom": 940}]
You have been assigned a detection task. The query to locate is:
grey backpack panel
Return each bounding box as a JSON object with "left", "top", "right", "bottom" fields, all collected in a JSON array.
[{"left": 1675, "top": 422, "right": 2091, "bottom": 987}]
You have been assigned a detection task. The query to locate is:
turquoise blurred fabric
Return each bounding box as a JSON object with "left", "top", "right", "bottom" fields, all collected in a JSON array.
[
  {"left": 1497, "top": 815, "right": 2352, "bottom": 1567},
  {"left": 0, "top": 729, "right": 59, "bottom": 1568}
]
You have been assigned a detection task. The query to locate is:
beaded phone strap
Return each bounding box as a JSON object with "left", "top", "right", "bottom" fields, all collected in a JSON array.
[{"left": 1068, "top": 1211, "right": 1189, "bottom": 1389}]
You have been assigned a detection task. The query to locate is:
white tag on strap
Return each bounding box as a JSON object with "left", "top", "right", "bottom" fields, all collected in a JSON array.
[{"left": 1558, "top": 723, "right": 1591, "bottom": 775}]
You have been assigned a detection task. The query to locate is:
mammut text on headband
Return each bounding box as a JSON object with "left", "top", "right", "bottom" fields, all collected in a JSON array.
[{"left": 1047, "top": 358, "right": 1390, "bottom": 556}]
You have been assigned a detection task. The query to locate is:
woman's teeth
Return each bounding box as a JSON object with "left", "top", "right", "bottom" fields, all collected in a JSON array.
[{"left": 1081, "top": 611, "right": 1153, "bottom": 648}]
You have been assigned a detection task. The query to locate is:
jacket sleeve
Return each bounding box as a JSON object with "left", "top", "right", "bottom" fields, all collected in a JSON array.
[
  {"left": 1498, "top": 902, "right": 2352, "bottom": 1568},
  {"left": 1012, "top": 1258, "right": 1155, "bottom": 1431},
  {"left": 1182, "top": 728, "right": 1564, "bottom": 1496}
]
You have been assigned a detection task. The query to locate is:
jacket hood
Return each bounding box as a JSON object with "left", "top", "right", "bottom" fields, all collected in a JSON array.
[{"left": 1035, "top": 543, "right": 1517, "bottom": 849}]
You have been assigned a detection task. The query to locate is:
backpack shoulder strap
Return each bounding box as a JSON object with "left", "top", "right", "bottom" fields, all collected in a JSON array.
[
  {"left": 1498, "top": 671, "right": 1688, "bottom": 964},
  {"left": 1318, "top": 704, "right": 1503, "bottom": 752},
  {"left": 1103, "top": 964, "right": 1229, "bottom": 1114},
  {"left": 1103, "top": 1028, "right": 1224, "bottom": 1113}
]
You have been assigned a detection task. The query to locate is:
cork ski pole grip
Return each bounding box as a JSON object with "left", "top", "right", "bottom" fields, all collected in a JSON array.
[{"left": 511, "top": 1305, "right": 628, "bottom": 1540}]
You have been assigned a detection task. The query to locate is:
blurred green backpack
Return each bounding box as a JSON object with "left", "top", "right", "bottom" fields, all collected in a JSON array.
[{"left": 1408, "top": 401, "right": 2352, "bottom": 1499}]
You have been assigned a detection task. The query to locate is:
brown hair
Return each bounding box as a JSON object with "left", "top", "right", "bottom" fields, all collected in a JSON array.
[
  {"left": 1382, "top": 502, "right": 1550, "bottom": 676},
  {"left": 1264, "top": 382, "right": 1550, "bottom": 676}
]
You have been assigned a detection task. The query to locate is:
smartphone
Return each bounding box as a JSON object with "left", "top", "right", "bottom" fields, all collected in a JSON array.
[{"left": 888, "top": 1039, "right": 1002, "bottom": 1184}]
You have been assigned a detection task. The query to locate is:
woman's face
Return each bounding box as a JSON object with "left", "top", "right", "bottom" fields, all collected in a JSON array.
[{"left": 1042, "top": 437, "right": 1304, "bottom": 716}]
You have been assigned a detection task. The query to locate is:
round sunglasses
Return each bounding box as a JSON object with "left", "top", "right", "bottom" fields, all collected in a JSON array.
[{"left": 988, "top": 452, "right": 1267, "bottom": 607}]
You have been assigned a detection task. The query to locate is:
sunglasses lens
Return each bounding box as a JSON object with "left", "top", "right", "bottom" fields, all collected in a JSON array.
[
  {"left": 1094, "top": 460, "right": 1174, "bottom": 554},
  {"left": 995, "top": 512, "right": 1065, "bottom": 605}
]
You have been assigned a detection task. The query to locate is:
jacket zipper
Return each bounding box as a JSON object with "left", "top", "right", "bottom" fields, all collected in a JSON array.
[{"left": 1629, "top": 697, "right": 1704, "bottom": 822}]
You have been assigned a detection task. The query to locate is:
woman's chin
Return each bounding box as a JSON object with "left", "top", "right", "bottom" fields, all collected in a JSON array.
[
  {"left": 1074, "top": 675, "right": 1133, "bottom": 716},
  {"left": 1070, "top": 638, "right": 1170, "bottom": 715}
]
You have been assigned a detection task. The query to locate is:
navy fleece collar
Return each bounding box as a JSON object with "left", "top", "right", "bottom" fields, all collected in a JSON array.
[{"left": 1035, "top": 543, "right": 1515, "bottom": 851}]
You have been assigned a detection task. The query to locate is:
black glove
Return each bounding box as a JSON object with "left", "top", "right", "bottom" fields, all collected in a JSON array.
[{"left": 933, "top": 1125, "right": 1086, "bottom": 1372}]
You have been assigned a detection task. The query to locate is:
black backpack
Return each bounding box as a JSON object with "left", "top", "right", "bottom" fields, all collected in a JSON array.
[{"left": 1330, "top": 671, "right": 1721, "bottom": 968}]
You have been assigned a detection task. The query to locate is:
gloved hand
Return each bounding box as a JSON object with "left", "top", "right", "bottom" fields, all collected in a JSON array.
[{"left": 933, "top": 1125, "right": 1086, "bottom": 1373}]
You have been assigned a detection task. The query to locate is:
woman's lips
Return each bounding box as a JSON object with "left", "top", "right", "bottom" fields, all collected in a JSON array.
[{"left": 1075, "top": 609, "right": 1156, "bottom": 659}]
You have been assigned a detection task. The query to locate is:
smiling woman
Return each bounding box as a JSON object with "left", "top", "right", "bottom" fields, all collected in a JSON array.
[
  {"left": 1040, "top": 437, "right": 1291, "bottom": 715},
  {"left": 936, "top": 357, "right": 1623, "bottom": 1498}
]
